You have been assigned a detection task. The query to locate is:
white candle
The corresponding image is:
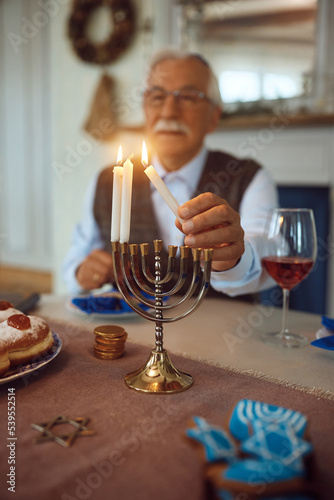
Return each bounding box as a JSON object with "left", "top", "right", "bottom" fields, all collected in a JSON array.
[
  {"left": 119, "top": 155, "right": 134, "bottom": 243},
  {"left": 111, "top": 146, "right": 123, "bottom": 242},
  {"left": 141, "top": 141, "right": 184, "bottom": 224},
  {"left": 111, "top": 166, "right": 123, "bottom": 242}
]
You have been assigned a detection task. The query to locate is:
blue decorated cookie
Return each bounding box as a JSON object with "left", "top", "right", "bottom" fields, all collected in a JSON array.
[
  {"left": 185, "top": 416, "right": 237, "bottom": 463},
  {"left": 206, "top": 459, "right": 310, "bottom": 499},
  {"left": 217, "top": 492, "right": 314, "bottom": 500},
  {"left": 229, "top": 400, "right": 308, "bottom": 442},
  {"left": 185, "top": 400, "right": 314, "bottom": 499},
  {"left": 240, "top": 419, "right": 312, "bottom": 470}
]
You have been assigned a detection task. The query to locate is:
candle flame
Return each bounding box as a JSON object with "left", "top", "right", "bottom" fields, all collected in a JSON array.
[
  {"left": 141, "top": 141, "right": 148, "bottom": 167},
  {"left": 117, "top": 145, "right": 122, "bottom": 165}
]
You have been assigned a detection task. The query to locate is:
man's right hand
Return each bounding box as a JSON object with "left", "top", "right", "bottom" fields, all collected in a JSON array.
[{"left": 76, "top": 249, "right": 114, "bottom": 291}]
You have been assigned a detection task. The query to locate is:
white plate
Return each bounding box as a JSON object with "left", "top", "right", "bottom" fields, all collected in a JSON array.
[
  {"left": 316, "top": 327, "right": 333, "bottom": 339},
  {"left": 0, "top": 331, "right": 62, "bottom": 385}
]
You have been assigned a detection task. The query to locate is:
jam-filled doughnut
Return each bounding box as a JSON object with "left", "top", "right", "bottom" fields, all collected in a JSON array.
[
  {"left": 0, "top": 343, "right": 10, "bottom": 376},
  {"left": 0, "top": 301, "right": 23, "bottom": 322},
  {"left": 0, "top": 314, "right": 54, "bottom": 376}
]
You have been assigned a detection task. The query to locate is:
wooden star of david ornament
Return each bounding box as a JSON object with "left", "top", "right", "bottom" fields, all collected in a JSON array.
[{"left": 31, "top": 415, "right": 95, "bottom": 448}]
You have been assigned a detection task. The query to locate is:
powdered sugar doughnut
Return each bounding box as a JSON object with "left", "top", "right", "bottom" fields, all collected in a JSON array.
[
  {"left": 0, "top": 314, "right": 54, "bottom": 375},
  {"left": 0, "top": 343, "right": 10, "bottom": 376},
  {"left": 0, "top": 301, "right": 23, "bottom": 322}
]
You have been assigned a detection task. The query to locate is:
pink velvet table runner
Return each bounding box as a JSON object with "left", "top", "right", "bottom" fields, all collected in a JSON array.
[{"left": 0, "top": 319, "right": 333, "bottom": 500}]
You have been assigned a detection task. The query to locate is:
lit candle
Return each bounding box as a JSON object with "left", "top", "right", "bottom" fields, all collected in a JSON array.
[
  {"left": 111, "top": 145, "right": 123, "bottom": 242},
  {"left": 119, "top": 153, "right": 134, "bottom": 243},
  {"left": 141, "top": 141, "right": 184, "bottom": 224}
]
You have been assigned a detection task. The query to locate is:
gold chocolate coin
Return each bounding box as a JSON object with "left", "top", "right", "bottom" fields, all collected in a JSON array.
[
  {"left": 93, "top": 324, "right": 127, "bottom": 360},
  {"left": 95, "top": 337, "right": 127, "bottom": 346},
  {"left": 94, "top": 325, "right": 125, "bottom": 337},
  {"left": 94, "top": 350, "right": 124, "bottom": 360},
  {"left": 94, "top": 343, "right": 125, "bottom": 352}
]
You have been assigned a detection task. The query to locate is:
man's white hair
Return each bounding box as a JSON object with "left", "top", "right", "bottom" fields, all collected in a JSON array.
[{"left": 145, "top": 47, "right": 223, "bottom": 108}]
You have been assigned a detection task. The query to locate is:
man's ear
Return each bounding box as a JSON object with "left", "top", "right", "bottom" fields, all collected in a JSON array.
[{"left": 208, "top": 105, "right": 223, "bottom": 133}]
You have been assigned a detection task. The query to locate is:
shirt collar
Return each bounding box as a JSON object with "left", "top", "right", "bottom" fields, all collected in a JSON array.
[{"left": 152, "top": 146, "right": 208, "bottom": 192}]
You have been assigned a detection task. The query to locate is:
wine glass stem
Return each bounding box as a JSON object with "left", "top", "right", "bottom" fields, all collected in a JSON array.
[{"left": 281, "top": 288, "right": 290, "bottom": 339}]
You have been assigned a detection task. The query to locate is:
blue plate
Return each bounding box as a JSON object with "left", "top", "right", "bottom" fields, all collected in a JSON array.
[
  {"left": 0, "top": 332, "right": 62, "bottom": 384},
  {"left": 311, "top": 335, "right": 334, "bottom": 351},
  {"left": 321, "top": 315, "right": 334, "bottom": 331}
]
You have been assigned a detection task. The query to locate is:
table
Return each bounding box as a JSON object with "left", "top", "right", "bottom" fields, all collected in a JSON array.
[
  {"left": 39, "top": 294, "right": 334, "bottom": 394},
  {"left": 0, "top": 294, "right": 333, "bottom": 500}
]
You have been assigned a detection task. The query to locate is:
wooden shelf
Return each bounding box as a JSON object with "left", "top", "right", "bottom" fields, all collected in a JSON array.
[
  {"left": 0, "top": 265, "right": 52, "bottom": 294},
  {"left": 112, "top": 113, "right": 334, "bottom": 135},
  {"left": 218, "top": 112, "right": 334, "bottom": 130}
]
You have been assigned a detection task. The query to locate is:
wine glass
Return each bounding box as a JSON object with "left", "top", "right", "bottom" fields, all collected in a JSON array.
[{"left": 262, "top": 208, "right": 317, "bottom": 348}]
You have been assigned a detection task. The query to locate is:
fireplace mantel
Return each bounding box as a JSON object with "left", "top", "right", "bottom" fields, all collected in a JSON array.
[{"left": 218, "top": 112, "right": 334, "bottom": 132}]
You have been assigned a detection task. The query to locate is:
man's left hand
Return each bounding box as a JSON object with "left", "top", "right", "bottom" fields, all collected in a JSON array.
[{"left": 177, "top": 193, "right": 244, "bottom": 272}]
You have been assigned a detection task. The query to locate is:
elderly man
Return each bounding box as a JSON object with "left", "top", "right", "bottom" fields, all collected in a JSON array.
[{"left": 63, "top": 48, "right": 277, "bottom": 295}]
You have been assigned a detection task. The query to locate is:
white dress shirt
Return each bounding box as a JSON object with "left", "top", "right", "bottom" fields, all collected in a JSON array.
[{"left": 63, "top": 147, "right": 278, "bottom": 295}]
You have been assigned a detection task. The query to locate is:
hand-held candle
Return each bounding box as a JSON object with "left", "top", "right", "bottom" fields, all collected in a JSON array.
[
  {"left": 141, "top": 141, "right": 184, "bottom": 224},
  {"left": 120, "top": 155, "right": 134, "bottom": 243}
]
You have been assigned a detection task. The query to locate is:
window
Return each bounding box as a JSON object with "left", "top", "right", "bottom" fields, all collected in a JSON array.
[{"left": 219, "top": 70, "right": 301, "bottom": 103}]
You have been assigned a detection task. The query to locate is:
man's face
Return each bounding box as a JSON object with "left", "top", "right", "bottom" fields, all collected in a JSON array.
[{"left": 143, "top": 57, "right": 221, "bottom": 171}]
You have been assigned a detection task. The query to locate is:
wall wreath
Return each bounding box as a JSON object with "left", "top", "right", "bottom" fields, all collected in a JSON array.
[{"left": 68, "top": 0, "right": 136, "bottom": 65}]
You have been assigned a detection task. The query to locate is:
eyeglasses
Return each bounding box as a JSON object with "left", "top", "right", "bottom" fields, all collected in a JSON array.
[{"left": 143, "top": 87, "right": 212, "bottom": 108}]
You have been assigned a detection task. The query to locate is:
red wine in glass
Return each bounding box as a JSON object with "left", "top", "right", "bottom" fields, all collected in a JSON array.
[
  {"left": 262, "top": 209, "right": 317, "bottom": 348},
  {"left": 262, "top": 256, "right": 314, "bottom": 290}
]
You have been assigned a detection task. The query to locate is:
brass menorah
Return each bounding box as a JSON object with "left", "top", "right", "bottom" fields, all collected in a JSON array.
[{"left": 111, "top": 239, "right": 213, "bottom": 394}]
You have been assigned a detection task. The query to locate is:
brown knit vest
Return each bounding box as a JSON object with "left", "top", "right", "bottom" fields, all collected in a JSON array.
[{"left": 93, "top": 151, "right": 261, "bottom": 296}]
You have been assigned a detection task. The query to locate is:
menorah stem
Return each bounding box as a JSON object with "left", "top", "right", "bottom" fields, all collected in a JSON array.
[{"left": 154, "top": 243, "right": 163, "bottom": 352}]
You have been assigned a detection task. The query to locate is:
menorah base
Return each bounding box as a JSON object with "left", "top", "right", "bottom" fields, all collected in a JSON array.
[{"left": 124, "top": 349, "right": 193, "bottom": 394}]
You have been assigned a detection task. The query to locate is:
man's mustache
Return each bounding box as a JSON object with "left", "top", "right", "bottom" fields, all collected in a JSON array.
[{"left": 153, "top": 119, "right": 190, "bottom": 134}]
